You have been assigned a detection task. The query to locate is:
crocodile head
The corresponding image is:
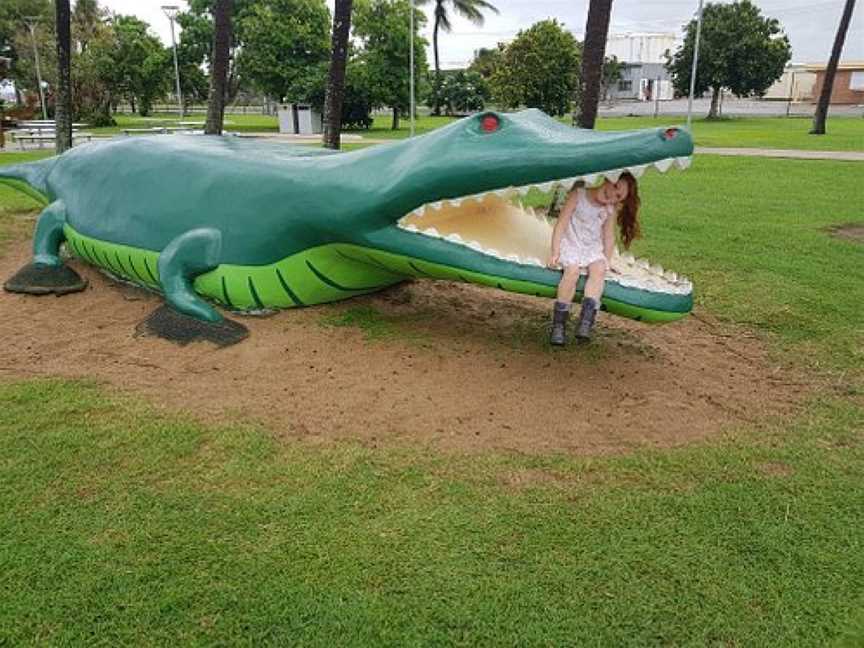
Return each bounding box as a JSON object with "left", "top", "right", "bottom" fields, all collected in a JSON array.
[{"left": 343, "top": 108, "right": 695, "bottom": 321}]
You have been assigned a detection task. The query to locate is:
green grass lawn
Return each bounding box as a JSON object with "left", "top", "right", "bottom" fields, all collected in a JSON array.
[
  {"left": 78, "top": 111, "right": 864, "bottom": 151},
  {"left": 1, "top": 150, "right": 862, "bottom": 645}
]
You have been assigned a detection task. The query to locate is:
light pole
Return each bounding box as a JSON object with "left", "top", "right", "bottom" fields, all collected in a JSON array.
[
  {"left": 686, "top": 0, "right": 704, "bottom": 130},
  {"left": 162, "top": 5, "right": 184, "bottom": 118},
  {"left": 409, "top": 0, "right": 415, "bottom": 137},
  {"left": 24, "top": 18, "right": 48, "bottom": 120}
]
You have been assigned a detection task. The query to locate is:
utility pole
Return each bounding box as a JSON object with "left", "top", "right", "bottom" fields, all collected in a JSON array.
[
  {"left": 24, "top": 18, "right": 48, "bottom": 120},
  {"left": 686, "top": 0, "right": 704, "bottom": 131},
  {"left": 162, "top": 5, "right": 184, "bottom": 118}
]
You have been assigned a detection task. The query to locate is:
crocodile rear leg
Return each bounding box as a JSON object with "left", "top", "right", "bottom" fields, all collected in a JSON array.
[
  {"left": 4, "top": 200, "right": 88, "bottom": 295},
  {"left": 137, "top": 228, "right": 248, "bottom": 346}
]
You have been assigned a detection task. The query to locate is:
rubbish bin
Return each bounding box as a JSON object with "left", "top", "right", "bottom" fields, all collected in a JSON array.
[{"left": 277, "top": 103, "right": 322, "bottom": 135}]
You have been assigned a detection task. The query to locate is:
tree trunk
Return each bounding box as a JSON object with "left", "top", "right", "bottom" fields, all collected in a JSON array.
[
  {"left": 392, "top": 107, "right": 399, "bottom": 130},
  {"left": 432, "top": 15, "right": 441, "bottom": 116},
  {"left": 205, "top": 0, "right": 234, "bottom": 135},
  {"left": 707, "top": 85, "right": 721, "bottom": 119},
  {"left": 322, "top": 0, "right": 353, "bottom": 149},
  {"left": 54, "top": 0, "right": 73, "bottom": 154},
  {"left": 575, "top": 0, "right": 613, "bottom": 129},
  {"left": 130, "top": 96, "right": 136, "bottom": 114},
  {"left": 811, "top": 0, "right": 856, "bottom": 135}
]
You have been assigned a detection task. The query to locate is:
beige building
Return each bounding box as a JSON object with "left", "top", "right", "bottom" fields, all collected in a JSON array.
[
  {"left": 765, "top": 65, "right": 816, "bottom": 101},
  {"left": 808, "top": 62, "right": 864, "bottom": 104}
]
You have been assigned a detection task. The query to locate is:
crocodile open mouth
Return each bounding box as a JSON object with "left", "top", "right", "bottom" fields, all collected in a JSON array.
[{"left": 396, "top": 155, "right": 694, "bottom": 295}]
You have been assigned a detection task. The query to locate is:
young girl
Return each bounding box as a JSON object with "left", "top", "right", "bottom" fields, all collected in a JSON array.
[{"left": 547, "top": 172, "right": 641, "bottom": 345}]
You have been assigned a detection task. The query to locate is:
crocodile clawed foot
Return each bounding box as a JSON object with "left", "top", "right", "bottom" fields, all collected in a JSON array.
[
  {"left": 135, "top": 305, "right": 249, "bottom": 347},
  {"left": 4, "top": 262, "right": 88, "bottom": 295}
]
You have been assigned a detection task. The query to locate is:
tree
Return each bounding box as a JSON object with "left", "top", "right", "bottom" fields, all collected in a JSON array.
[
  {"left": 490, "top": 19, "right": 580, "bottom": 117},
  {"left": 54, "top": 0, "right": 71, "bottom": 152},
  {"left": 72, "top": 0, "right": 102, "bottom": 53},
  {"left": 204, "top": 0, "right": 233, "bottom": 135},
  {"left": 811, "top": 0, "right": 856, "bottom": 135},
  {"left": 353, "top": 0, "right": 428, "bottom": 130},
  {"left": 430, "top": 0, "right": 497, "bottom": 115},
  {"left": 110, "top": 16, "right": 169, "bottom": 116},
  {"left": 322, "top": 0, "right": 353, "bottom": 149},
  {"left": 236, "top": 0, "right": 331, "bottom": 102},
  {"left": 176, "top": 0, "right": 258, "bottom": 105},
  {"left": 575, "top": 0, "right": 612, "bottom": 129},
  {"left": 1, "top": 1, "right": 54, "bottom": 110},
  {"left": 467, "top": 44, "right": 504, "bottom": 79},
  {"left": 427, "top": 69, "right": 488, "bottom": 115},
  {"left": 666, "top": 0, "right": 791, "bottom": 119}
]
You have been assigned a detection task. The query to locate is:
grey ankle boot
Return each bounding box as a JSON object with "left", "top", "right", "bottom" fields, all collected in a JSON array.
[
  {"left": 575, "top": 297, "right": 599, "bottom": 340},
  {"left": 550, "top": 301, "right": 570, "bottom": 346}
]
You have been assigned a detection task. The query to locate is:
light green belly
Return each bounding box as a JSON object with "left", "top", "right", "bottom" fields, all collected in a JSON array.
[{"left": 63, "top": 225, "right": 689, "bottom": 322}]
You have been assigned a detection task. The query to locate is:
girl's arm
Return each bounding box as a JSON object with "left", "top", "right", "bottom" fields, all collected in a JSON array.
[
  {"left": 603, "top": 209, "right": 617, "bottom": 268},
  {"left": 548, "top": 189, "right": 579, "bottom": 267}
]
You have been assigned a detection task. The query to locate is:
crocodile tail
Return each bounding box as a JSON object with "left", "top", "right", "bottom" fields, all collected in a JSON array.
[{"left": 0, "top": 158, "right": 55, "bottom": 204}]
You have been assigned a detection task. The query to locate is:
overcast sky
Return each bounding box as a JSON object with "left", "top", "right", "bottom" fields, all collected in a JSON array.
[{"left": 104, "top": 0, "right": 862, "bottom": 68}]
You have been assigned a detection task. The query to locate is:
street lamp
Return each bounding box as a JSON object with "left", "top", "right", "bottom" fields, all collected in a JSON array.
[
  {"left": 162, "top": 5, "right": 184, "bottom": 118},
  {"left": 686, "top": 0, "right": 704, "bottom": 130},
  {"left": 23, "top": 17, "right": 48, "bottom": 120}
]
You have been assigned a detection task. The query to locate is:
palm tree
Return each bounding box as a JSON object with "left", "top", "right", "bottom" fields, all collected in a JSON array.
[
  {"left": 575, "top": 0, "right": 613, "bottom": 129},
  {"left": 54, "top": 0, "right": 72, "bottom": 153},
  {"left": 323, "top": 0, "right": 354, "bottom": 149},
  {"left": 431, "top": 0, "right": 498, "bottom": 115},
  {"left": 205, "top": 0, "right": 234, "bottom": 135},
  {"left": 811, "top": 0, "right": 856, "bottom": 135}
]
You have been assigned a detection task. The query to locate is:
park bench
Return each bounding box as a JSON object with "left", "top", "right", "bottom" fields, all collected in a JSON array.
[{"left": 11, "top": 131, "right": 94, "bottom": 150}]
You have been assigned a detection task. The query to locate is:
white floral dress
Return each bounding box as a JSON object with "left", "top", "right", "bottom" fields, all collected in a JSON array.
[{"left": 558, "top": 188, "right": 613, "bottom": 269}]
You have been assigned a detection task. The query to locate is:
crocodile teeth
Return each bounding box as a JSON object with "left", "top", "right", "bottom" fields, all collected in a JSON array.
[
  {"left": 448, "top": 197, "right": 464, "bottom": 207},
  {"left": 485, "top": 248, "right": 501, "bottom": 258},
  {"left": 423, "top": 227, "right": 440, "bottom": 238},
  {"left": 506, "top": 254, "right": 521, "bottom": 263},
  {"left": 622, "top": 253, "right": 635, "bottom": 264},
  {"left": 429, "top": 201, "right": 444, "bottom": 211},
  {"left": 445, "top": 233, "right": 464, "bottom": 244},
  {"left": 493, "top": 188, "right": 509, "bottom": 197},
  {"left": 654, "top": 158, "right": 674, "bottom": 173},
  {"left": 637, "top": 258, "right": 650, "bottom": 270},
  {"left": 537, "top": 181, "right": 555, "bottom": 193},
  {"left": 664, "top": 270, "right": 679, "bottom": 282},
  {"left": 516, "top": 186, "right": 532, "bottom": 196},
  {"left": 582, "top": 173, "right": 600, "bottom": 187},
  {"left": 466, "top": 240, "right": 483, "bottom": 251},
  {"left": 651, "top": 264, "right": 664, "bottom": 275},
  {"left": 527, "top": 257, "right": 543, "bottom": 267},
  {"left": 604, "top": 168, "right": 622, "bottom": 183},
  {"left": 675, "top": 156, "right": 693, "bottom": 170},
  {"left": 403, "top": 223, "right": 419, "bottom": 232},
  {"left": 627, "top": 164, "right": 648, "bottom": 178}
]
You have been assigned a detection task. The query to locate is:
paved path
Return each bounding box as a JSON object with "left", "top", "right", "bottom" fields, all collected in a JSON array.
[{"left": 695, "top": 146, "right": 864, "bottom": 161}]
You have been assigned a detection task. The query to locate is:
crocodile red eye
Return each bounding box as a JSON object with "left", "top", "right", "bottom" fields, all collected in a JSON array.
[
  {"left": 663, "top": 128, "right": 679, "bottom": 140},
  {"left": 481, "top": 115, "right": 500, "bottom": 133}
]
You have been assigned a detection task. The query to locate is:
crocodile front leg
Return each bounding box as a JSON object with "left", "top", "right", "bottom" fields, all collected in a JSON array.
[{"left": 137, "top": 228, "right": 249, "bottom": 346}]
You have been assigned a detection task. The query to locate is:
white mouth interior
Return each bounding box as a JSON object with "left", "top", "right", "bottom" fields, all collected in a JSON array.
[{"left": 396, "top": 156, "right": 694, "bottom": 295}]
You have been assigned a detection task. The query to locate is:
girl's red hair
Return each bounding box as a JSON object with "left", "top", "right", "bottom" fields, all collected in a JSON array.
[{"left": 617, "top": 172, "right": 641, "bottom": 249}]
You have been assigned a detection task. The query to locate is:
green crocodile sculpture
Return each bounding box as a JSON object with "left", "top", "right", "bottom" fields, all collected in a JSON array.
[{"left": 2, "top": 109, "right": 694, "bottom": 342}]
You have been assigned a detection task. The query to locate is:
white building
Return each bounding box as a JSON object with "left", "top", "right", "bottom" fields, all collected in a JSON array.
[
  {"left": 606, "top": 33, "right": 678, "bottom": 102},
  {"left": 606, "top": 33, "right": 678, "bottom": 65}
]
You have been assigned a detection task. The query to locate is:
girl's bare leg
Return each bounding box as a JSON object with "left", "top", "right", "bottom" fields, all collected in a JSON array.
[
  {"left": 556, "top": 265, "right": 582, "bottom": 303},
  {"left": 583, "top": 260, "right": 607, "bottom": 301}
]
